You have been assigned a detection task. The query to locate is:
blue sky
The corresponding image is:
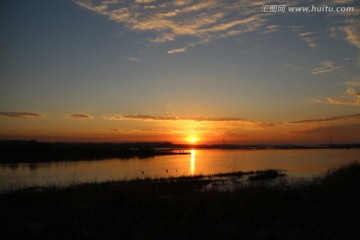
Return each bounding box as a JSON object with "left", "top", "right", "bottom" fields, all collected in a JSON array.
[{"left": 0, "top": 0, "right": 359, "bottom": 143}]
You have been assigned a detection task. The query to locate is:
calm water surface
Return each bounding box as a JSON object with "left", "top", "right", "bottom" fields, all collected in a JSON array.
[{"left": 1, "top": 148, "right": 359, "bottom": 191}]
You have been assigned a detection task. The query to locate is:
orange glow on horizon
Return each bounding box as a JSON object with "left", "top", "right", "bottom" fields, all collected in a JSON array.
[{"left": 1, "top": 115, "right": 359, "bottom": 145}]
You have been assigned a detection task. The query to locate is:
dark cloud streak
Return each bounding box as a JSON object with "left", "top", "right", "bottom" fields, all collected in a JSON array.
[
  {"left": 70, "top": 113, "right": 93, "bottom": 119},
  {"left": 106, "top": 114, "right": 251, "bottom": 122},
  {"left": 103, "top": 114, "right": 275, "bottom": 126},
  {"left": 0, "top": 112, "right": 45, "bottom": 119},
  {"left": 289, "top": 113, "right": 360, "bottom": 124}
]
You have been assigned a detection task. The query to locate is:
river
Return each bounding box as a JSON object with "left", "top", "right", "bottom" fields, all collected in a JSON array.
[{"left": 1, "top": 148, "right": 359, "bottom": 191}]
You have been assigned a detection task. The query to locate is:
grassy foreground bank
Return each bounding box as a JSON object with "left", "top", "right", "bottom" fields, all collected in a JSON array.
[{"left": 1, "top": 163, "right": 360, "bottom": 240}]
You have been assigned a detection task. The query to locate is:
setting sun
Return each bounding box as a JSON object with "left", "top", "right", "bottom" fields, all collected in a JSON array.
[{"left": 188, "top": 137, "right": 197, "bottom": 144}]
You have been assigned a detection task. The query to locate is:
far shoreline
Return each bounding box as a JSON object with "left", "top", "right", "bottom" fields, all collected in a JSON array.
[{"left": 0, "top": 139, "right": 359, "bottom": 164}]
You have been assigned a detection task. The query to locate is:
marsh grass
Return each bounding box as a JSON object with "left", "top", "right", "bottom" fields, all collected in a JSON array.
[
  {"left": 247, "top": 169, "right": 286, "bottom": 181},
  {"left": 1, "top": 163, "right": 359, "bottom": 240}
]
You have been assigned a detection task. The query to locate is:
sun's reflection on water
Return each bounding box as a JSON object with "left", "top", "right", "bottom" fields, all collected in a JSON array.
[{"left": 190, "top": 149, "right": 195, "bottom": 175}]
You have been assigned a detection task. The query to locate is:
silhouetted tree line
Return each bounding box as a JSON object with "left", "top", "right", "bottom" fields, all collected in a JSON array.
[{"left": 0, "top": 140, "right": 176, "bottom": 163}]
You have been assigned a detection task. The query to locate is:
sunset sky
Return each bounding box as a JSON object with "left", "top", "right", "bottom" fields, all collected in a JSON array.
[{"left": 1, "top": 0, "right": 359, "bottom": 144}]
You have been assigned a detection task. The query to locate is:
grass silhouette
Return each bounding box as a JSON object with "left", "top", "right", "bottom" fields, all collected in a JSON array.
[{"left": 1, "top": 163, "right": 359, "bottom": 239}]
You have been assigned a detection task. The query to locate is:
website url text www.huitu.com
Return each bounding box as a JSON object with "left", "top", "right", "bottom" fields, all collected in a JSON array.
[{"left": 261, "top": 5, "right": 355, "bottom": 13}]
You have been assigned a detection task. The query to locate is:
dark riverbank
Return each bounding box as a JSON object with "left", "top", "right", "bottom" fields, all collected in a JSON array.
[
  {"left": 1, "top": 163, "right": 359, "bottom": 240},
  {"left": 1, "top": 140, "right": 359, "bottom": 164},
  {"left": 0, "top": 140, "right": 188, "bottom": 163}
]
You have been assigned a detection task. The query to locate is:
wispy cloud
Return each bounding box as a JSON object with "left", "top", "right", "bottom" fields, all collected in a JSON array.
[
  {"left": 0, "top": 112, "right": 45, "bottom": 119},
  {"left": 298, "top": 31, "right": 316, "bottom": 48},
  {"left": 289, "top": 113, "right": 360, "bottom": 124},
  {"left": 345, "top": 81, "right": 360, "bottom": 86},
  {"left": 327, "top": 88, "right": 360, "bottom": 106},
  {"left": 262, "top": 25, "right": 278, "bottom": 34},
  {"left": 69, "top": 113, "right": 93, "bottom": 119},
  {"left": 108, "top": 128, "right": 121, "bottom": 131},
  {"left": 135, "top": 0, "right": 157, "bottom": 3},
  {"left": 309, "top": 79, "right": 360, "bottom": 106},
  {"left": 75, "top": 0, "right": 268, "bottom": 49},
  {"left": 291, "top": 26, "right": 316, "bottom": 48},
  {"left": 128, "top": 57, "right": 139, "bottom": 61},
  {"left": 173, "top": 0, "right": 192, "bottom": 7},
  {"left": 105, "top": 128, "right": 133, "bottom": 133},
  {"left": 340, "top": 19, "right": 360, "bottom": 50},
  {"left": 103, "top": 114, "right": 275, "bottom": 126},
  {"left": 167, "top": 47, "right": 187, "bottom": 54},
  {"left": 104, "top": 114, "right": 242, "bottom": 122},
  {"left": 334, "top": 19, "right": 360, "bottom": 65},
  {"left": 312, "top": 60, "right": 336, "bottom": 74},
  {"left": 75, "top": 0, "right": 360, "bottom": 58}
]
